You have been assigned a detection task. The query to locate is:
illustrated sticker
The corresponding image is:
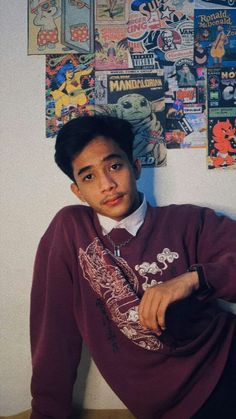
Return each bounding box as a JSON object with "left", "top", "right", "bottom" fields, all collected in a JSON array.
[{"left": 128, "top": 0, "right": 194, "bottom": 68}]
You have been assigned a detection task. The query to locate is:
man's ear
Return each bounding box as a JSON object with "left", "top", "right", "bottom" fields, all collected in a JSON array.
[
  {"left": 70, "top": 183, "right": 86, "bottom": 202},
  {"left": 133, "top": 159, "right": 142, "bottom": 180}
]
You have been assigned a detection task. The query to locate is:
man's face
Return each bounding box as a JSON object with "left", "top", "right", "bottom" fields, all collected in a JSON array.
[{"left": 71, "top": 136, "right": 141, "bottom": 221}]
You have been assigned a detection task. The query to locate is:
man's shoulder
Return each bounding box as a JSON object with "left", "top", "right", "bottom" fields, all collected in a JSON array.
[
  {"left": 48, "top": 204, "right": 94, "bottom": 230},
  {"left": 147, "top": 203, "right": 213, "bottom": 234},
  {"left": 149, "top": 203, "right": 235, "bottom": 229},
  {"left": 55, "top": 204, "right": 93, "bottom": 218},
  {"left": 150, "top": 203, "right": 204, "bottom": 217}
]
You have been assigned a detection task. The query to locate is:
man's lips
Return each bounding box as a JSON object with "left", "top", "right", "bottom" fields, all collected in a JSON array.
[{"left": 102, "top": 193, "right": 124, "bottom": 206}]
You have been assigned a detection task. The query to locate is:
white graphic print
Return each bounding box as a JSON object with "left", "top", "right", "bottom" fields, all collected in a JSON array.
[
  {"left": 79, "top": 238, "right": 163, "bottom": 351},
  {"left": 135, "top": 248, "right": 179, "bottom": 290}
]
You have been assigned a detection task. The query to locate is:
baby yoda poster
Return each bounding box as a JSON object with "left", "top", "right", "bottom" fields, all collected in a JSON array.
[{"left": 95, "top": 69, "right": 166, "bottom": 167}]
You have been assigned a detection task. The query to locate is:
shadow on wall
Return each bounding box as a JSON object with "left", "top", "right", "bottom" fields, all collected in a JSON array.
[
  {"left": 138, "top": 167, "right": 157, "bottom": 206},
  {"left": 72, "top": 344, "right": 91, "bottom": 410}
]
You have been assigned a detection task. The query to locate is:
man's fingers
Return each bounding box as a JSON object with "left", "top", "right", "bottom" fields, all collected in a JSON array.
[
  {"left": 156, "top": 301, "right": 166, "bottom": 331},
  {"left": 138, "top": 273, "right": 198, "bottom": 334},
  {"left": 138, "top": 290, "right": 155, "bottom": 328},
  {"left": 139, "top": 290, "right": 155, "bottom": 328},
  {"left": 139, "top": 287, "right": 167, "bottom": 332}
]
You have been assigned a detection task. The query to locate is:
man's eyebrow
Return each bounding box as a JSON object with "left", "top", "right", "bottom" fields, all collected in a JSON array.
[
  {"left": 103, "top": 153, "right": 123, "bottom": 162},
  {"left": 77, "top": 165, "right": 93, "bottom": 177},
  {"left": 77, "top": 153, "right": 123, "bottom": 177}
]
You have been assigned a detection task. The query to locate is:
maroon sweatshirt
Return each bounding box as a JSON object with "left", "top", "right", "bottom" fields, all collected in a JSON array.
[{"left": 30, "top": 203, "right": 236, "bottom": 419}]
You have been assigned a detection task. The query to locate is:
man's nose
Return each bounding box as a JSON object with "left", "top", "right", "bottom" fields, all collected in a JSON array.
[{"left": 99, "top": 172, "right": 117, "bottom": 192}]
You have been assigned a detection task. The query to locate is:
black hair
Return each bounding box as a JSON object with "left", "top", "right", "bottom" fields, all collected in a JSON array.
[{"left": 54, "top": 115, "right": 135, "bottom": 181}]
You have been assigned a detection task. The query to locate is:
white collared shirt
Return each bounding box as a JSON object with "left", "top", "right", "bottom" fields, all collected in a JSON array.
[{"left": 97, "top": 194, "right": 147, "bottom": 236}]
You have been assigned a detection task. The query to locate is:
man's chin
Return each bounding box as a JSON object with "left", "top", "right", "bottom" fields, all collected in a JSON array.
[{"left": 101, "top": 205, "right": 131, "bottom": 221}]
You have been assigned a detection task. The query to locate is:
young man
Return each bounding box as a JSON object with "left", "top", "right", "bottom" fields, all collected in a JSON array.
[{"left": 30, "top": 115, "right": 236, "bottom": 419}]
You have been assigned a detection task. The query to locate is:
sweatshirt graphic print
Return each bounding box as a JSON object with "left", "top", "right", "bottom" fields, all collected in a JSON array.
[{"left": 79, "top": 237, "right": 181, "bottom": 351}]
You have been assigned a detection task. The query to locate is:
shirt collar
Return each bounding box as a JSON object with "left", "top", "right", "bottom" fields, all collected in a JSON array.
[{"left": 97, "top": 194, "right": 147, "bottom": 237}]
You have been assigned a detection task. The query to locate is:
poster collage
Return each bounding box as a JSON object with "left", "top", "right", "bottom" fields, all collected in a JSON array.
[{"left": 28, "top": 0, "right": 236, "bottom": 170}]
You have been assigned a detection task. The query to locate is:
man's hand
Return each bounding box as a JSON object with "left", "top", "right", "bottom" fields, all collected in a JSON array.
[{"left": 138, "top": 271, "right": 199, "bottom": 335}]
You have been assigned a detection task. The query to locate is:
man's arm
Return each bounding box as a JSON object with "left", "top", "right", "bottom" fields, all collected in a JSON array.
[
  {"left": 138, "top": 271, "right": 199, "bottom": 333},
  {"left": 30, "top": 216, "right": 82, "bottom": 418},
  {"left": 139, "top": 207, "right": 236, "bottom": 333}
]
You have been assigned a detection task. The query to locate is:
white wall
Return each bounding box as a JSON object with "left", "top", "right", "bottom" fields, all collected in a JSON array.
[{"left": 0, "top": 1, "right": 235, "bottom": 415}]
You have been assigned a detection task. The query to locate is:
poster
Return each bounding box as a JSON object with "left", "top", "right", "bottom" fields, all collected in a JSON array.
[
  {"left": 28, "top": 0, "right": 94, "bottom": 55},
  {"left": 165, "top": 65, "right": 207, "bottom": 148},
  {"left": 207, "top": 67, "right": 236, "bottom": 169},
  {"left": 46, "top": 53, "right": 95, "bottom": 138},
  {"left": 95, "top": 0, "right": 129, "bottom": 24},
  {"left": 95, "top": 25, "right": 130, "bottom": 70},
  {"left": 95, "top": 69, "right": 166, "bottom": 167},
  {"left": 194, "top": 8, "right": 236, "bottom": 67},
  {"left": 61, "top": 0, "right": 94, "bottom": 53}
]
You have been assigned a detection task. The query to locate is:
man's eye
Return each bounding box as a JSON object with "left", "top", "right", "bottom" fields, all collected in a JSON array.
[
  {"left": 110, "top": 163, "right": 122, "bottom": 171},
  {"left": 83, "top": 173, "right": 93, "bottom": 181}
]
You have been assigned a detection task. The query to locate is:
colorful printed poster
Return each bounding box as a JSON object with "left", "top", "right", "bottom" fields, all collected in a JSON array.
[
  {"left": 95, "top": 69, "right": 166, "bottom": 167},
  {"left": 95, "top": 0, "right": 129, "bottom": 24},
  {"left": 28, "top": 0, "right": 64, "bottom": 54},
  {"left": 28, "top": 0, "right": 93, "bottom": 55},
  {"left": 207, "top": 67, "right": 236, "bottom": 169},
  {"left": 165, "top": 64, "right": 207, "bottom": 148},
  {"left": 61, "top": 0, "right": 94, "bottom": 53},
  {"left": 127, "top": 0, "right": 194, "bottom": 68},
  {"left": 46, "top": 53, "right": 95, "bottom": 138},
  {"left": 95, "top": 25, "right": 130, "bottom": 70},
  {"left": 194, "top": 8, "right": 236, "bottom": 67}
]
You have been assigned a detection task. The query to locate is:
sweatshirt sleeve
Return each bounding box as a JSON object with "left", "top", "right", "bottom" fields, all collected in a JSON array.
[
  {"left": 191, "top": 207, "right": 236, "bottom": 302},
  {"left": 30, "top": 213, "right": 83, "bottom": 418}
]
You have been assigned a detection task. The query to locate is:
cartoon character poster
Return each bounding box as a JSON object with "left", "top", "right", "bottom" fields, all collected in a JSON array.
[
  {"left": 194, "top": 8, "right": 236, "bottom": 67},
  {"left": 95, "top": 69, "right": 166, "bottom": 167},
  {"left": 61, "top": 0, "right": 94, "bottom": 53},
  {"left": 28, "top": 0, "right": 94, "bottom": 54},
  {"left": 46, "top": 53, "right": 95, "bottom": 138},
  {"left": 207, "top": 67, "right": 236, "bottom": 169},
  {"left": 165, "top": 64, "right": 207, "bottom": 149},
  {"left": 95, "top": 25, "right": 130, "bottom": 70},
  {"left": 28, "top": 0, "right": 64, "bottom": 54},
  {"left": 127, "top": 0, "right": 194, "bottom": 68}
]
